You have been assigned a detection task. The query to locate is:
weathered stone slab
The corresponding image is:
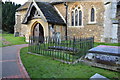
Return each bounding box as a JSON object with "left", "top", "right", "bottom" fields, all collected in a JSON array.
[
  {"left": 48, "top": 46, "right": 79, "bottom": 52},
  {"left": 95, "top": 55, "right": 118, "bottom": 66},
  {"left": 90, "top": 73, "right": 110, "bottom": 80},
  {"left": 85, "top": 45, "right": 120, "bottom": 71},
  {"left": 14, "top": 32, "right": 19, "bottom": 37},
  {"left": 89, "top": 45, "right": 120, "bottom": 56}
]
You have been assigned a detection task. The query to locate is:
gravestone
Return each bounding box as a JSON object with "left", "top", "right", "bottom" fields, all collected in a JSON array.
[
  {"left": 48, "top": 46, "right": 79, "bottom": 52},
  {"left": 89, "top": 45, "right": 120, "bottom": 56},
  {"left": 53, "top": 32, "right": 61, "bottom": 43},
  {"left": 14, "top": 32, "right": 19, "bottom": 37},
  {"left": 85, "top": 45, "right": 120, "bottom": 71},
  {"left": 90, "top": 73, "right": 109, "bottom": 80}
]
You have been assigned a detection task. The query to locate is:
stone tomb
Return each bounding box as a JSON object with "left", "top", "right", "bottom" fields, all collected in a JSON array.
[
  {"left": 48, "top": 46, "right": 79, "bottom": 52},
  {"left": 85, "top": 45, "right": 120, "bottom": 71},
  {"left": 89, "top": 45, "right": 120, "bottom": 56}
]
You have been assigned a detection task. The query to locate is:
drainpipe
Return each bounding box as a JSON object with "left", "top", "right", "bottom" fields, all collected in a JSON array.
[{"left": 64, "top": 2, "right": 68, "bottom": 40}]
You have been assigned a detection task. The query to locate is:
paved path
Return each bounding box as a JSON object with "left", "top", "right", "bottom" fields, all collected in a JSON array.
[{"left": 1, "top": 44, "right": 30, "bottom": 79}]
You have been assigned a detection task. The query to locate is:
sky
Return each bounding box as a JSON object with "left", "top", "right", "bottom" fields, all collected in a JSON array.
[
  {"left": 2, "top": 0, "right": 28, "bottom": 5},
  {"left": 2, "top": 0, "right": 120, "bottom": 5}
]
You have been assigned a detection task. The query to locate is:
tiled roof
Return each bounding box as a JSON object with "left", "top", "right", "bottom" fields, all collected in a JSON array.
[
  {"left": 22, "top": 2, "right": 66, "bottom": 25},
  {"left": 36, "top": 2, "right": 66, "bottom": 25},
  {"left": 16, "top": 0, "right": 52, "bottom": 11}
]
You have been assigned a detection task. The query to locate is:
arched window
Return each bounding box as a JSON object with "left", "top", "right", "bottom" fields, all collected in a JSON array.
[
  {"left": 71, "top": 6, "right": 83, "bottom": 26},
  {"left": 75, "top": 9, "right": 78, "bottom": 26},
  {"left": 91, "top": 8, "right": 95, "bottom": 22},
  {"left": 79, "top": 10, "right": 82, "bottom": 26},
  {"left": 71, "top": 11, "right": 74, "bottom": 26}
]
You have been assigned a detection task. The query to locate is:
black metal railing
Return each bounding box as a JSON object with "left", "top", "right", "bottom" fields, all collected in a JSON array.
[{"left": 28, "top": 36, "right": 94, "bottom": 63}]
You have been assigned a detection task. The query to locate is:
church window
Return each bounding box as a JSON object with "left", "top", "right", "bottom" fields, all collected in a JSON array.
[
  {"left": 79, "top": 10, "right": 82, "bottom": 26},
  {"left": 75, "top": 9, "right": 78, "bottom": 26},
  {"left": 91, "top": 8, "right": 95, "bottom": 22},
  {"left": 71, "top": 11, "right": 74, "bottom": 26},
  {"left": 71, "top": 6, "right": 83, "bottom": 27}
]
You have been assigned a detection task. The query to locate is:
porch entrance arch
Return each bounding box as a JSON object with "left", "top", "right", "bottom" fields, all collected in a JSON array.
[{"left": 32, "top": 22, "right": 44, "bottom": 43}]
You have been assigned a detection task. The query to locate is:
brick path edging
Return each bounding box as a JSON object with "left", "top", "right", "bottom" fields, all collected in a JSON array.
[{"left": 17, "top": 45, "right": 31, "bottom": 79}]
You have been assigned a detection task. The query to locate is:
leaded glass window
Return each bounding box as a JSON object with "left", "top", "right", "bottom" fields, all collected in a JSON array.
[
  {"left": 75, "top": 9, "right": 78, "bottom": 26},
  {"left": 91, "top": 8, "right": 95, "bottom": 22},
  {"left": 79, "top": 10, "right": 82, "bottom": 26},
  {"left": 71, "top": 11, "right": 74, "bottom": 26},
  {"left": 71, "top": 6, "right": 83, "bottom": 26}
]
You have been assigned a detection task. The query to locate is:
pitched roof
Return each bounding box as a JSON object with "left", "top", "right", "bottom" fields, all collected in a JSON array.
[
  {"left": 37, "top": 2, "right": 66, "bottom": 25},
  {"left": 22, "top": 2, "right": 66, "bottom": 25},
  {"left": 16, "top": 0, "right": 52, "bottom": 11}
]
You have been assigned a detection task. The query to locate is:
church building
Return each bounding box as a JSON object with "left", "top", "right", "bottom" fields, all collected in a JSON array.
[{"left": 14, "top": 0, "right": 120, "bottom": 43}]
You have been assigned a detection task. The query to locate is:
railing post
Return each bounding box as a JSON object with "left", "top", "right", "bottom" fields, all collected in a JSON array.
[
  {"left": 72, "top": 36, "right": 75, "bottom": 62},
  {"left": 31, "top": 36, "right": 33, "bottom": 52},
  {"left": 28, "top": 36, "right": 30, "bottom": 52},
  {"left": 91, "top": 36, "right": 94, "bottom": 48},
  {"left": 93, "top": 36, "right": 94, "bottom": 48}
]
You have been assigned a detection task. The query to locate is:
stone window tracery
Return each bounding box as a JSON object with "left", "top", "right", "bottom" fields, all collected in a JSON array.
[
  {"left": 34, "top": 10, "right": 40, "bottom": 18},
  {"left": 71, "top": 6, "right": 82, "bottom": 27}
]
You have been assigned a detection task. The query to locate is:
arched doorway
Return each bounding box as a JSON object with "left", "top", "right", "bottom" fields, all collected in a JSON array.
[{"left": 33, "top": 23, "right": 44, "bottom": 43}]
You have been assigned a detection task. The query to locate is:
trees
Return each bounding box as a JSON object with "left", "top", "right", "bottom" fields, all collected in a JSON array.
[{"left": 2, "top": 2, "right": 21, "bottom": 33}]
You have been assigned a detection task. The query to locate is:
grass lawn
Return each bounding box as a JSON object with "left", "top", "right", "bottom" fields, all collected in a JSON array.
[
  {"left": 20, "top": 47, "right": 120, "bottom": 79},
  {"left": 0, "top": 34, "right": 27, "bottom": 47},
  {"left": 94, "top": 42, "right": 120, "bottom": 47}
]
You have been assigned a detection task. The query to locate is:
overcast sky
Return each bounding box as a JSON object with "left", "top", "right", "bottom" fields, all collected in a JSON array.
[{"left": 2, "top": 0, "right": 28, "bottom": 5}]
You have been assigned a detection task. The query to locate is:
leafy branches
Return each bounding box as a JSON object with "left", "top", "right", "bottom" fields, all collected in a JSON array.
[{"left": 2, "top": 2, "right": 21, "bottom": 33}]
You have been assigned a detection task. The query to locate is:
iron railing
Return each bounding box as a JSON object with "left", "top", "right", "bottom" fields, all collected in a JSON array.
[{"left": 28, "top": 36, "right": 94, "bottom": 63}]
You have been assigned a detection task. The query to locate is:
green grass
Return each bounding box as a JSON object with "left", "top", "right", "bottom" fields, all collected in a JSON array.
[
  {"left": 1, "top": 34, "right": 27, "bottom": 47},
  {"left": 20, "top": 47, "right": 120, "bottom": 79},
  {"left": 94, "top": 42, "right": 120, "bottom": 47}
]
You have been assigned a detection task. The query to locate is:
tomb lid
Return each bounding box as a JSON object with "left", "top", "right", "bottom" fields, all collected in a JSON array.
[{"left": 89, "top": 45, "right": 120, "bottom": 56}]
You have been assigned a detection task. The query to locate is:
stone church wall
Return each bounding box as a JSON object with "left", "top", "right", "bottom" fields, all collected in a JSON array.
[
  {"left": 54, "top": 1, "right": 105, "bottom": 42},
  {"left": 117, "top": 6, "right": 120, "bottom": 43},
  {"left": 118, "top": 25, "right": 120, "bottom": 43},
  {"left": 54, "top": 4, "right": 66, "bottom": 20},
  {"left": 54, "top": 25, "right": 66, "bottom": 37},
  {"left": 14, "top": 10, "right": 28, "bottom": 37}
]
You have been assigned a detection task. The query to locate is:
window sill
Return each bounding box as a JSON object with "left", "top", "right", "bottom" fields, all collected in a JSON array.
[
  {"left": 68, "top": 26, "right": 84, "bottom": 28},
  {"left": 88, "top": 22, "right": 97, "bottom": 25}
]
